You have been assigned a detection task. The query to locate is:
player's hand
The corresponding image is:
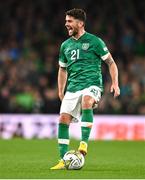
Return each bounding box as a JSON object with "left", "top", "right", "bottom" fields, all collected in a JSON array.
[
  {"left": 110, "top": 84, "right": 120, "bottom": 98},
  {"left": 58, "top": 92, "right": 64, "bottom": 101}
]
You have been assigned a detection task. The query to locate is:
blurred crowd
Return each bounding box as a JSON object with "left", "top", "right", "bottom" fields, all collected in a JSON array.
[{"left": 0, "top": 0, "right": 145, "bottom": 114}]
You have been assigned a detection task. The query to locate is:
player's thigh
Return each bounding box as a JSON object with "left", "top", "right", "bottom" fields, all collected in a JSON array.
[
  {"left": 82, "top": 86, "right": 102, "bottom": 109},
  {"left": 82, "top": 95, "right": 95, "bottom": 109}
]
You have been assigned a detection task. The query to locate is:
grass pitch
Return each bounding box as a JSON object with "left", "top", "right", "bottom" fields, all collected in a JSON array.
[{"left": 0, "top": 139, "right": 145, "bottom": 179}]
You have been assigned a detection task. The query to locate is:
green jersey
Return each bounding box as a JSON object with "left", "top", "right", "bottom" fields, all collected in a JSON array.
[{"left": 59, "top": 32, "right": 109, "bottom": 92}]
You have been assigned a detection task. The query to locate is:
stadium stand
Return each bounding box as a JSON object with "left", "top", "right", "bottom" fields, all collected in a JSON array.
[{"left": 0, "top": 0, "right": 145, "bottom": 114}]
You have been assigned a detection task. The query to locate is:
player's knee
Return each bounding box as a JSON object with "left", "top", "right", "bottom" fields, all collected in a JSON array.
[
  {"left": 59, "top": 113, "right": 71, "bottom": 125},
  {"left": 82, "top": 95, "right": 95, "bottom": 109}
]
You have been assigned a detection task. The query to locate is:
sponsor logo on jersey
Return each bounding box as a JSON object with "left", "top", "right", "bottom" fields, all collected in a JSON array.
[{"left": 82, "top": 43, "right": 89, "bottom": 50}]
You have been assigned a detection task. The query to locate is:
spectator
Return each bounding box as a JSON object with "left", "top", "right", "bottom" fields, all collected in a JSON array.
[{"left": 0, "top": 0, "right": 145, "bottom": 114}]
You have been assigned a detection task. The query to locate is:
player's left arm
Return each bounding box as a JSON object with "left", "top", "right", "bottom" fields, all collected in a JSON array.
[{"left": 104, "top": 53, "right": 120, "bottom": 98}]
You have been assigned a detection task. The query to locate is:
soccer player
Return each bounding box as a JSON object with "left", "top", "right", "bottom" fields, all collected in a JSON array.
[{"left": 51, "top": 8, "right": 120, "bottom": 169}]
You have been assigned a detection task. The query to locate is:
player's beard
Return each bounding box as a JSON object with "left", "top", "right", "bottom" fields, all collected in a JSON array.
[
  {"left": 68, "top": 27, "right": 78, "bottom": 37},
  {"left": 71, "top": 29, "right": 78, "bottom": 37}
]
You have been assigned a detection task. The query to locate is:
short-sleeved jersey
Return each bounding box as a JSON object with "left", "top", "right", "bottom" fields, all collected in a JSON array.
[{"left": 59, "top": 32, "right": 109, "bottom": 92}]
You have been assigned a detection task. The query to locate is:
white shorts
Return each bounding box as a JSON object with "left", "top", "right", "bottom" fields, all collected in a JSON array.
[{"left": 60, "top": 86, "right": 102, "bottom": 122}]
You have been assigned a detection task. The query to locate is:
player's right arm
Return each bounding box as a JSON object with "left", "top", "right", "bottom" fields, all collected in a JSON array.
[
  {"left": 58, "top": 43, "right": 67, "bottom": 101},
  {"left": 58, "top": 67, "right": 67, "bottom": 100}
]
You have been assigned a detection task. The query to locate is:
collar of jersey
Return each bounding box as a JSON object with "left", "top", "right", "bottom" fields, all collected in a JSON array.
[{"left": 71, "top": 31, "right": 87, "bottom": 41}]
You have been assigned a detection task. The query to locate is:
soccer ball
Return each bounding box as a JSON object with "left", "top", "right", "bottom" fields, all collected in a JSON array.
[{"left": 63, "top": 150, "right": 85, "bottom": 170}]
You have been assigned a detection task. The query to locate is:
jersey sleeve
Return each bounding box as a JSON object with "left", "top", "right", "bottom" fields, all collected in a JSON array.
[
  {"left": 59, "top": 43, "right": 67, "bottom": 67},
  {"left": 96, "top": 38, "right": 110, "bottom": 61}
]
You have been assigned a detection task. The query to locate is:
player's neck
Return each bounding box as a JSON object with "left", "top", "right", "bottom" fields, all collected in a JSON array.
[{"left": 72, "top": 29, "right": 86, "bottom": 40}]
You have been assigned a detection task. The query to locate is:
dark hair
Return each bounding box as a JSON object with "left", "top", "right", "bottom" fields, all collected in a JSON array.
[{"left": 65, "top": 8, "right": 86, "bottom": 23}]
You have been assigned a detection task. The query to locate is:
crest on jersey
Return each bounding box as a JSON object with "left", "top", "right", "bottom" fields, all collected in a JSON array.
[{"left": 82, "top": 43, "right": 89, "bottom": 50}]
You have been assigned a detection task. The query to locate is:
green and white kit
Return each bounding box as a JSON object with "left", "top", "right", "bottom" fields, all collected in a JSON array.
[{"left": 59, "top": 32, "right": 110, "bottom": 121}]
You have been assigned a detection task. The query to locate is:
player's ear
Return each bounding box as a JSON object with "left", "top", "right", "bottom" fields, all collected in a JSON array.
[{"left": 78, "top": 21, "right": 84, "bottom": 27}]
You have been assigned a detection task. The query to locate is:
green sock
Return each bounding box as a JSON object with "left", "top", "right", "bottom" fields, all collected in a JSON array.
[
  {"left": 81, "top": 109, "right": 93, "bottom": 143},
  {"left": 58, "top": 123, "right": 69, "bottom": 159}
]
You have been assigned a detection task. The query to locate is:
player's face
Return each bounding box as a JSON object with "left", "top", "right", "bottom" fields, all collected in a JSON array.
[{"left": 65, "top": 15, "right": 81, "bottom": 36}]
